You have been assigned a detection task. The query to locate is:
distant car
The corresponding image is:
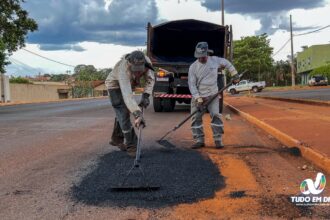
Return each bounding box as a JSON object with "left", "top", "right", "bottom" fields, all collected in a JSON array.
[
  {"left": 227, "top": 80, "right": 266, "bottom": 95},
  {"left": 308, "top": 75, "right": 328, "bottom": 86}
]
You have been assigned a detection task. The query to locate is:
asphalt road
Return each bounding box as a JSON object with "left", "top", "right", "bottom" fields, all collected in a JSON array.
[
  {"left": 0, "top": 98, "right": 329, "bottom": 219},
  {"left": 256, "top": 88, "right": 330, "bottom": 101}
]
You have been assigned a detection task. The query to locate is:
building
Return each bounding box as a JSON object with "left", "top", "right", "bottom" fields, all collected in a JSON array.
[
  {"left": 93, "top": 82, "right": 108, "bottom": 96},
  {"left": 297, "top": 44, "right": 330, "bottom": 85}
]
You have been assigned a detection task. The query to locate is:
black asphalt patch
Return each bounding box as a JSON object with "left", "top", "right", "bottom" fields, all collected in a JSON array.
[
  {"left": 229, "top": 190, "right": 246, "bottom": 198},
  {"left": 71, "top": 148, "right": 225, "bottom": 208},
  {"left": 157, "top": 139, "right": 176, "bottom": 149},
  {"left": 279, "top": 147, "right": 302, "bottom": 157}
]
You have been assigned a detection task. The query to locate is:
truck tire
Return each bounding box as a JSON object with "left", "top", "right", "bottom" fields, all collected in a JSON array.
[
  {"left": 230, "top": 89, "right": 237, "bottom": 95},
  {"left": 163, "top": 99, "right": 175, "bottom": 112},
  {"left": 153, "top": 97, "right": 163, "bottom": 112},
  {"left": 252, "top": 86, "right": 258, "bottom": 93}
]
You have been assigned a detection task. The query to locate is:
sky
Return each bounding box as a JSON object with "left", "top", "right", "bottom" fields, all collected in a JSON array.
[{"left": 6, "top": 0, "right": 330, "bottom": 76}]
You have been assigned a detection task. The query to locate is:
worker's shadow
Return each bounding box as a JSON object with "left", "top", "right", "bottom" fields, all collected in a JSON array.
[{"left": 71, "top": 148, "right": 225, "bottom": 208}]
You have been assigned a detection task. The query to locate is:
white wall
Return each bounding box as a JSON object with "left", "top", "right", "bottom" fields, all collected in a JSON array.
[
  {"left": 10, "top": 83, "right": 70, "bottom": 102},
  {"left": 0, "top": 75, "right": 11, "bottom": 103}
]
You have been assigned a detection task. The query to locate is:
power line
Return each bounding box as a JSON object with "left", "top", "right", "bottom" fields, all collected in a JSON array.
[
  {"left": 8, "top": 57, "right": 36, "bottom": 69},
  {"left": 272, "top": 24, "right": 330, "bottom": 58},
  {"left": 294, "top": 24, "right": 330, "bottom": 37},
  {"left": 8, "top": 58, "right": 21, "bottom": 66},
  {"left": 22, "top": 48, "right": 76, "bottom": 68},
  {"left": 272, "top": 38, "right": 290, "bottom": 57}
]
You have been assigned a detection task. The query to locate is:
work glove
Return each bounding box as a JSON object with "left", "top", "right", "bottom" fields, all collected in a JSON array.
[
  {"left": 232, "top": 74, "right": 240, "bottom": 85},
  {"left": 196, "top": 97, "right": 207, "bottom": 112},
  {"left": 138, "top": 93, "right": 150, "bottom": 108},
  {"left": 132, "top": 110, "right": 146, "bottom": 128}
]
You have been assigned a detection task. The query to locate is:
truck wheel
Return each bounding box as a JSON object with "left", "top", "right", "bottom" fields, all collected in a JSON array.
[
  {"left": 252, "top": 86, "right": 258, "bottom": 93},
  {"left": 163, "top": 99, "right": 175, "bottom": 112},
  {"left": 230, "top": 89, "right": 236, "bottom": 95},
  {"left": 153, "top": 97, "right": 163, "bottom": 112}
]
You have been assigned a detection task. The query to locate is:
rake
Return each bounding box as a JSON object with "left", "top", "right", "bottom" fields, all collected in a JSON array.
[
  {"left": 157, "top": 71, "right": 247, "bottom": 149},
  {"left": 110, "top": 108, "right": 160, "bottom": 191}
]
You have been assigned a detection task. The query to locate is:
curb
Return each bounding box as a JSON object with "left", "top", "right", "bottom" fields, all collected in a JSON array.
[
  {"left": 250, "top": 95, "right": 330, "bottom": 107},
  {"left": 263, "top": 85, "right": 330, "bottom": 92},
  {"left": 0, "top": 96, "right": 107, "bottom": 107},
  {"left": 224, "top": 102, "right": 330, "bottom": 174}
]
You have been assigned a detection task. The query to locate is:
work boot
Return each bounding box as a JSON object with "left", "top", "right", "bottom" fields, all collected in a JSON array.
[
  {"left": 127, "top": 145, "right": 137, "bottom": 157},
  {"left": 192, "top": 142, "right": 205, "bottom": 149},
  {"left": 109, "top": 141, "right": 127, "bottom": 151},
  {"left": 215, "top": 139, "right": 224, "bottom": 149}
]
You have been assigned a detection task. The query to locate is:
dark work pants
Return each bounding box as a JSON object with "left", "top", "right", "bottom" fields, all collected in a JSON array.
[
  {"left": 217, "top": 74, "right": 224, "bottom": 114},
  {"left": 108, "top": 89, "right": 137, "bottom": 147}
]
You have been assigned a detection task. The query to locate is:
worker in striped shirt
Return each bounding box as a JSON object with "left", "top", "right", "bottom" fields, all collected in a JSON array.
[{"left": 188, "top": 42, "right": 239, "bottom": 149}]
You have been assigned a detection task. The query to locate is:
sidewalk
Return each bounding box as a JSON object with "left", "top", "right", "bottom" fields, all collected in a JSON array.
[{"left": 225, "top": 96, "right": 330, "bottom": 172}]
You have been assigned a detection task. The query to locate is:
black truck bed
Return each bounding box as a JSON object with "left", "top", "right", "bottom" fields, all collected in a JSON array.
[{"left": 147, "top": 19, "right": 227, "bottom": 66}]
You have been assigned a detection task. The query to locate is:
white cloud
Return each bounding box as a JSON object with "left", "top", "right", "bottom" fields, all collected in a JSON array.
[
  {"left": 156, "top": 0, "right": 260, "bottom": 38},
  {"left": 7, "top": 0, "right": 330, "bottom": 75},
  {"left": 8, "top": 42, "right": 142, "bottom": 75},
  {"left": 272, "top": 1, "right": 330, "bottom": 61}
]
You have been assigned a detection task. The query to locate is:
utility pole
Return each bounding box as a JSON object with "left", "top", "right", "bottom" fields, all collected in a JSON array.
[
  {"left": 258, "top": 60, "right": 261, "bottom": 81},
  {"left": 221, "top": 0, "right": 225, "bottom": 25},
  {"left": 220, "top": 0, "right": 226, "bottom": 86},
  {"left": 0, "top": 74, "right": 4, "bottom": 103},
  {"left": 290, "top": 15, "right": 295, "bottom": 86}
]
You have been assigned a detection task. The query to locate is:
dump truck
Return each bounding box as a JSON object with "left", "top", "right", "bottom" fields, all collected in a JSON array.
[{"left": 147, "top": 19, "right": 233, "bottom": 112}]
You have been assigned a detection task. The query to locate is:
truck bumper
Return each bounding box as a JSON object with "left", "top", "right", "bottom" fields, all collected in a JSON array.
[{"left": 153, "top": 93, "right": 192, "bottom": 99}]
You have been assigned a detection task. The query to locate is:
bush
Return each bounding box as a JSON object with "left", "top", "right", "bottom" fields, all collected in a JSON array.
[
  {"left": 9, "top": 76, "right": 31, "bottom": 84},
  {"left": 310, "top": 64, "right": 330, "bottom": 79}
]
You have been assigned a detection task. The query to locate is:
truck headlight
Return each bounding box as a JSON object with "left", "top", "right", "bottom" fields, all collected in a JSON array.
[{"left": 157, "top": 70, "right": 167, "bottom": 77}]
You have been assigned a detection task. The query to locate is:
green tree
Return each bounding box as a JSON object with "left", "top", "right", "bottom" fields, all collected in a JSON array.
[
  {"left": 233, "top": 34, "right": 273, "bottom": 81},
  {"left": 310, "top": 64, "right": 330, "bottom": 80},
  {"left": 72, "top": 65, "right": 97, "bottom": 98},
  {"left": 74, "top": 64, "right": 97, "bottom": 74},
  {"left": 72, "top": 65, "right": 111, "bottom": 97},
  {"left": 50, "top": 74, "right": 70, "bottom": 82},
  {"left": 0, "top": 0, "right": 38, "bottom": 73},
  {"left": 74, "top": 64, "right": 97, "bottom": 80},
  {"left": 272, "top": 60, "right": 291, "bottom": 86},
  {"left": 96, "top": 68, "right": 112, "bottom": 81},
  {"left": 270, "top": 58, "right": 300, "bottom": 87},
  {"left": 0, "top": 41, "right": 9, "bottom": 71},
  {"left": 9, "top": 76, "right": 31, "bottom": 84},
  {"left": 74, "top": 64, "right": 110, "bottom": 81}
]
